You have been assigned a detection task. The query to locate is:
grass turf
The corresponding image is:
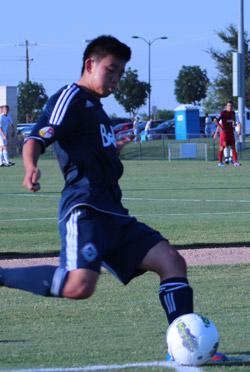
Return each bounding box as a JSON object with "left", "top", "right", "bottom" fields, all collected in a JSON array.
[
  {"left": 0, "top": 265, "right": 249, "bottom": 371},
  {"left": 1, "top": 158, "right": 250, "bottom": 254},
  {"left": 0, "top": 158, "right": 250, "bottom": 370}
]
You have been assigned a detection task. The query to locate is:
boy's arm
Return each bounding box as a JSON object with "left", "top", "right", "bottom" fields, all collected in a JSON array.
[
  {"left": 22, "top": 139, "right": 43, "bottom": 192},
  {"left": 0, "top": 126, "right": 6, "bottom": 139},
  {"left": 213, "top": 124, "right": 220, "bottom": 139}
]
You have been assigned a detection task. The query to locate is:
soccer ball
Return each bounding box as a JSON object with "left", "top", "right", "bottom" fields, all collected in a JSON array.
[{"left": 166, "top": 313, "right": 219, "bottom": 366}]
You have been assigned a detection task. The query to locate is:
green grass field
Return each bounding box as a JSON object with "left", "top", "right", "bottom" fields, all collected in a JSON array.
[
  {"left": 0, "top": 158, "right": 250, "bottom": 371},
  {"left": 1, "top": 157, "right": 250, "bottom": 255}
]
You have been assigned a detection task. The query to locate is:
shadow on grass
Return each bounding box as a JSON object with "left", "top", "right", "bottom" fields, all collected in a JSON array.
[
  {"left": 0, "top": 251, "right": 59, "bottom": 259},
  {"left": 176, "top": 242, "right": 250, "bottom": 250},
  {"left": 0, "top": 243, "right": 250, "bottom": 260},
  {"left": 0, "top": 339, "right": 27, "bottom": 343}
]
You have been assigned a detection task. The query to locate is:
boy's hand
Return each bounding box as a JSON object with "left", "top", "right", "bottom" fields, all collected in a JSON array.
[
  {"left": 23, "top": 167, "right": 41, "bottom": 192},
  {"left": 116, "top": 135, "right": 133, "bottom": 152}
]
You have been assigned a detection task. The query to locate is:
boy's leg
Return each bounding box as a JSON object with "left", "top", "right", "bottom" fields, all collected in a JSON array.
[
  {"left": 231, "top": 144, "right": 238, "bottom": 163},
  {"left": 224, "top": 147, "right": 230, "bottom": 163},
  {"left": 0, "top": 265, "right": 65, "bottom": 296},
  {"left": 2, "top": 145, "right": 9, "bottom": 165},
  {"left": 139, "top": 240, "right": 193, "bottom": 324},
  {"left": 0, "top": 265, "right": 99, "bottom": 299},
  {"left": 0, "top": 208, "right": 100, "bottom": 299},
  {"left": 218, "top": 145, "right": 224, "bottom": 163},
  {"left": 0, "top": 146, "right": 3, "bottom": 165}
]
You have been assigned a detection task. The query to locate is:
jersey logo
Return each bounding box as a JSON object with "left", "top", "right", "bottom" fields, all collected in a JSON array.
[
  {"left": 81, "top": 243, "right": 97, "bottom": 262},
  {"left": 39, "top": 126, "right": 55, "bottom": 139},
  {"left": 100, "top": 124, "right": 116, "bottom": 148},
  {"left": 85, "top": 100, "right": 95, "bottom": 108}
]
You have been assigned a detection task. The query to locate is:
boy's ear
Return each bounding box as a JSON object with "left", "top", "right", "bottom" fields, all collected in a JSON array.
[{"left": 85, "top": 58, "right": 94, "bottom": 73}]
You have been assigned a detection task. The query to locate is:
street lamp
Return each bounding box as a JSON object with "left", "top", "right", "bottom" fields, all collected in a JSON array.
[{"left": 132, "top": 36, "right": 168, "bottom": 118}]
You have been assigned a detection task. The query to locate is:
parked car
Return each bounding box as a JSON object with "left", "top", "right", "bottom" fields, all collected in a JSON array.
[
  {"left": 141, "top": 119, "right": 175, "bottom": 140},
  {"left": 113, "top": 122, "right": 134, "bottom": 142},
  {"left": 113, "top": 122, "right": 133, "bottom": 135},
  {"left": 17, "top": 123, "right": 36, "bottom": 137},
  {"left": 115, "top": 128, "right": 135, "bottom": 141}
]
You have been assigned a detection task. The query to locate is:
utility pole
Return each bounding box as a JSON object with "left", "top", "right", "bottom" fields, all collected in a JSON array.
[{"left": 18, "top": 40, "right": 37, "bottom": 82}]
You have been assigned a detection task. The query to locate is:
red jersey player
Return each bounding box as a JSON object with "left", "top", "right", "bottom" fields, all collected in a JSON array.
[{"left": 213, "top": 100, "right": 240, "bottom": 167}]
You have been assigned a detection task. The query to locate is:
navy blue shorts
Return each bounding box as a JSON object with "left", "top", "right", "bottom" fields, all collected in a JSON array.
[{"left": 58, "top": 207, "right": 164, "bottom": 284}]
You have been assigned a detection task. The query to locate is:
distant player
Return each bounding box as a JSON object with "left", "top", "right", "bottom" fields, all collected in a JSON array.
[
  {"left": 224, "top": 118, "right": 241, "bottom": 164},
  {"left": 0, "top": 35, "right": 194, "bottom": 348},
  {"left": 0, "top": 105, "right": 15, "bottom": 167},
  {"left": 213, "top": 100, "right": 240, "bottom": 167}
]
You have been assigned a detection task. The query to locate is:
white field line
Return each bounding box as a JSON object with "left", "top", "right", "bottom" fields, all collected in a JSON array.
[
  {"left": 3, "top": 355, "right": 250, "bottom": 372},
  {"left": 2, "top": 210, "right": 250, "bottom": 223},
  {"left": 3, "top": 193, "right": 250, "bottom": 204},
  {"left": 0, "top": 217, "right": 57, "bottom": 222},
  {"left": 123, "top": 197, "right": 250, "bottom": 204},
  {"left": 1, "top": 360, "right": 203, "bottom": 372}
]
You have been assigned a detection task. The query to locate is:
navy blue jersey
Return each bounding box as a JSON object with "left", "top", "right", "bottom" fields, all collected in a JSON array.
[{"left": 27, "top": 83, "right": 128, "bottom": 219}]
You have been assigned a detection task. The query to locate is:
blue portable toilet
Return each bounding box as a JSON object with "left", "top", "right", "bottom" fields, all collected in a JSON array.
[{"left": 174, "top": 104, "right": 200, "bottom": 140}]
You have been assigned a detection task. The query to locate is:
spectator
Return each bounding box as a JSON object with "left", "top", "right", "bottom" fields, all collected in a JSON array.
[
  {"left": 144, "top": 118, "right": 152, "bottom": 140},
  {"left": 133, "top": 116, "right": 141, "bottom": 143},
  {"left": 0, "top": 105, "right": 15, "bottom": 167},
  {"left": 204, "top": 113, "right": 212, "bottom": 137}
]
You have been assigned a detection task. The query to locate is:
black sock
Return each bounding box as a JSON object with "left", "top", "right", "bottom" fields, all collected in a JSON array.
[
  {"left": 0, "top": 265, "right": 68, "bottom": 297},
  {"left": 159, "top": 277, "right": 193, "bottom": 324}
]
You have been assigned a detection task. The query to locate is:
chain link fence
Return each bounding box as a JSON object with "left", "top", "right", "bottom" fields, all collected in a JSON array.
[{"left": 11, "top": 133, "right": 250, "bottom": 162}]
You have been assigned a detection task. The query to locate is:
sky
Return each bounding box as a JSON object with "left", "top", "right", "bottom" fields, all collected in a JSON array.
[{"left": 0, "top": 0, "right": 249, "bottom": 118}]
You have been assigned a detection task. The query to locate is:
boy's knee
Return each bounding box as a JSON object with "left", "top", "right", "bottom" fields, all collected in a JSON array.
[
  {"left": 140, "top": 240, "right": 187, "bottom": 278},
  {"left": 63, "top": 281, "right": 95, "bottom": 299},
  {"left": 61, "top": 269, "right": 98, "bottom": 299},
  {"left": 164, "top": 245, "right": 187, "bottom": 272}
]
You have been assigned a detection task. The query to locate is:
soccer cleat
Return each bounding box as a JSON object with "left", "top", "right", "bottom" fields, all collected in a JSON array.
[
  {"left": 217, "top": 162, "right": 225, "bottom": 167},
  {"left": 166, "top": 353, "right": 175, "bottom": 362},
  {"left": 210, "top": 352, "right": 228, "bottom": 362},
  {"left": 233, "top": 162, "right": 241, "bottom": 167},
  {"left": 4, "top": 162, "right": 15, "bottom": 167}
]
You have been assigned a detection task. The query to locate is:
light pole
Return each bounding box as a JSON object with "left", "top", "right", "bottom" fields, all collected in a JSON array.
[
  {"left": 132, "top": 36, "right": 168, "bottom": 118},
  {"left": 238, "top": 0, "right": 245, "bottom": 140}
]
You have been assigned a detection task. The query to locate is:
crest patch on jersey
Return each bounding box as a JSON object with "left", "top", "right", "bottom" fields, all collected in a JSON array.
[
  {"left": 39, "top": 126, "right": 55, "bottom": 139},
  {"left": 81, "top": 243, "right": 97, "bottom": 262},
  {"left": 85, "top": 100, "right": 94, "bottom": 108}
]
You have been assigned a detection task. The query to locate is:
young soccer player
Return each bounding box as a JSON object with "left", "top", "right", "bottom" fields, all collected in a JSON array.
[
  {"left": 0, "top": 35, "right": 195, "bottom": 352},
  {"left": 213, "top": 100, "right": 240, "bottom": 167},
  {"left": 0, "top": 105, "right": 15, "bottom": 167}
]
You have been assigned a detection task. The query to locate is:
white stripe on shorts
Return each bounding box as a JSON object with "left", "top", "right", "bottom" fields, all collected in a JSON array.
[{"left": 65, "top": 209, "right": 81, "bottom": 271}]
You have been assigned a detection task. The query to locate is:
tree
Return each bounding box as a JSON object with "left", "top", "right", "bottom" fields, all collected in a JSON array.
[
  {"left": 17, "top": 81, "right": 48, "bottom": 123},
  {"left": 114, "top": 68, "right": 150, "bottom": 118},
  {"left": 175, "top": 65, "right": 209, "bottom": 105},
  {"left": 140, "top": 109, "right": 174, "bottom": 121},
  {"left": 157, "top": 109, "right": 174, "bottom": 120},
  {"left": 207, "top": 24, "right": 250, "bottom": 108},
  {"left": 201, "top": 84, "right": 222, "bottom": 114}
]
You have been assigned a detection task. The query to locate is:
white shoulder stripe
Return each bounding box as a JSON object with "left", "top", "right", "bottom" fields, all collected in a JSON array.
[
  {"left": 49, "top": 85, "right": 71, "bottom": 124},
  {"left": 49, "top": 84, "right": 80, "bottom": 125}
]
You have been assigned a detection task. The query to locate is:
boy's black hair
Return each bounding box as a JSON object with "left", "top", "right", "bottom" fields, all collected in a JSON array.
[
  {"left": 226, "top": 100, "right": 234, "bottom": 105},
  {"left": 81, "top": 35, "right": 131, "bottom": 74}
]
